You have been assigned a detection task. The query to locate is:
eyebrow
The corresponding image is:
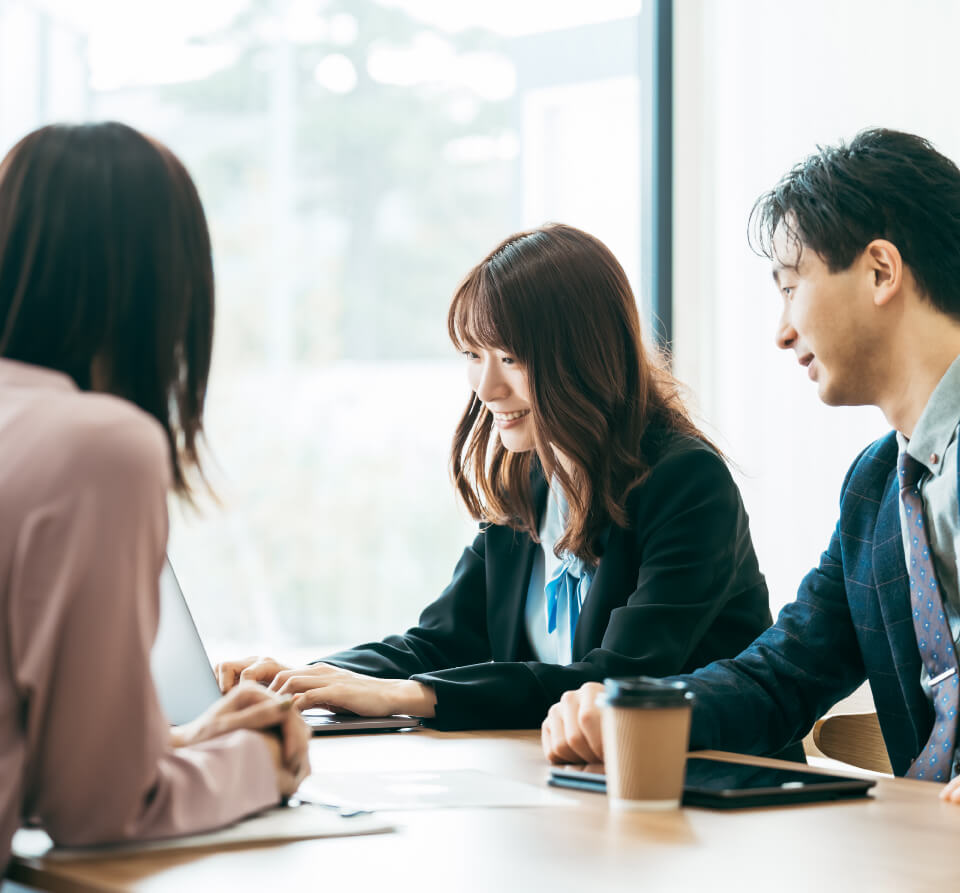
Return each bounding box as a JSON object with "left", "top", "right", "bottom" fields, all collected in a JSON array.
[{"left": 771, "top": 259, "right": 800, "bottom": 285}]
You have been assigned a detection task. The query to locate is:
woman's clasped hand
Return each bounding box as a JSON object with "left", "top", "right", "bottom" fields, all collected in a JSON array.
[{"left": 171, "top": 682, "right": 311, "bottom": 796}]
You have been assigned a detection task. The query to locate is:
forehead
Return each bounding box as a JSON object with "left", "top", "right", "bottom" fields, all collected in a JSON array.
[{"left": 770, "top": 221, "right": 803, "bottom": 273}]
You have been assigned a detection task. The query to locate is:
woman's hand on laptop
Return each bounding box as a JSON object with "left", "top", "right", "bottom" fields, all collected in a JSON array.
[
  {"left": 216, "top": 656, "right": 290, "bottom": 693},
  {"left": 270, "top": 663, "right": 438, "bottom": 718},
  {"left": 541, "top": 682, "right": 605, "bottom": 765}
]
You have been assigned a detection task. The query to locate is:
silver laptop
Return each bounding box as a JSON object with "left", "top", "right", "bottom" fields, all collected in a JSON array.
[{"left": 150, "top": 560, "right": 421, "bottom": 734}]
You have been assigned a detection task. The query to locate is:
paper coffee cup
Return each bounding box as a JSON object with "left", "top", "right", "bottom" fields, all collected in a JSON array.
[{"left": 601, "top": 677, "right": 694, "bottom": 810}]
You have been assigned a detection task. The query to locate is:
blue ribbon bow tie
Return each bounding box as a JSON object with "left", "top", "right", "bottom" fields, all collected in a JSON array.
[{"left": 544, "top": 554, "right": 593, "bottom": 643}]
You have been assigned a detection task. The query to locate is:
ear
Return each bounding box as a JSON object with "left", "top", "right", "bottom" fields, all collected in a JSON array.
[{"left": 863, "top": 239, "right": 902, "bottom": 307}]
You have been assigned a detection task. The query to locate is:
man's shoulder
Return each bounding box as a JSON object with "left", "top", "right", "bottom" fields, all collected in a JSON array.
[{"left": 841, "top": 431, "right": 898, "bottom": 495}]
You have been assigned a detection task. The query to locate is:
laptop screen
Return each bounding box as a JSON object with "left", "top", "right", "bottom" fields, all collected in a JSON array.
[{"left": 150, "top": 561, "right": 223, "bottom": 726}]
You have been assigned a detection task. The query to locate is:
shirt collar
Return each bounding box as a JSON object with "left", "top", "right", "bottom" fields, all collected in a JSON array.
[
  {"left": 541, "top": 479, "right": 568, "bottom": 543},
  {"left": 900, "top": 353, "right": 960, "bottom": 477},
  {"left": 0, "top": 358, "right": 77, "bottom": 393},
  {"left": 540, "top": 480, "right": 593, "bottom": 579}
]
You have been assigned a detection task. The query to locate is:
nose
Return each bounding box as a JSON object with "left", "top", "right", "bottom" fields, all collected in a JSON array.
[
  {"left": 775, "top": 304, "right": 797, "bottom": 351},
  {"left": 474, "top": 356, "right": 510, "bottom": 405}
]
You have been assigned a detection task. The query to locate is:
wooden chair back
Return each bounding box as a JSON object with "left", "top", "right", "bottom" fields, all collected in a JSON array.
[{"left": 811, "top": 711, "right": 893, "bottom": 775}]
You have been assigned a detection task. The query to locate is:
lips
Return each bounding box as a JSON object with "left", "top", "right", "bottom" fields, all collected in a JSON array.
[{"left": 799, "top": 354, "right": 818, "bottom": 381}]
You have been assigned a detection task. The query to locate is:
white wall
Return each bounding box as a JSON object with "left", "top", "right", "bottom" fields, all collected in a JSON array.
[{"left": 673, "top": 0, "right": 960, "bottom": 612}]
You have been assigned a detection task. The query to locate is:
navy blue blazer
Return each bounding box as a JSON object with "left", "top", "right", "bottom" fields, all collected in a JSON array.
[
  {"left": 680, "top": 431, "right": 935, "bottom": 776},
  {"left": 321, "top": 430, "right": 774, "bottom": 731}
]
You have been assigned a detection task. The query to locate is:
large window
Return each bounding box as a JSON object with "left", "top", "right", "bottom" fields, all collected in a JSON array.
[
  {"left": 7, "top": 0, "right": 957, "bottom": 662},
  {"left": 0, "top": 0, "right": 650, "bottom": 661}
]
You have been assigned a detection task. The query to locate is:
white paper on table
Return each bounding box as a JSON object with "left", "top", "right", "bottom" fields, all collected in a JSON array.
[
  {"left": 12, "top": 805, "right": 393, "bottom": 862},
  {"left": 300, "top": 769, "right": 576, "bottom": 810}
]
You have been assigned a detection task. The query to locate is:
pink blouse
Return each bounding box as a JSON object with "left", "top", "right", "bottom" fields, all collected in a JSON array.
[{"left": 0, "top": 359, "right": 277, "bottom": 867}]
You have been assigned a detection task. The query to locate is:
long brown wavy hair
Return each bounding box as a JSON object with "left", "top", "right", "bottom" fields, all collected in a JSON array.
[{"left": 448, "top": 223, "right": 709, "bottom": 564}]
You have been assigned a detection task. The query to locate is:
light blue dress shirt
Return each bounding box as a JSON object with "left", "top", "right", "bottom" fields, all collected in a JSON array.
[
  {"left": 524, "top": 482, "right": 593, "bottom": 665},
  {"left": 895, "top": 353, "right": 960, "bottom": 702}
]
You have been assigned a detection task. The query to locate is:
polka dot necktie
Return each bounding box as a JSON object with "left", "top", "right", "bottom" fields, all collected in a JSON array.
[{"left": 899, "top": 452, "right": 960, "bottom": 781}]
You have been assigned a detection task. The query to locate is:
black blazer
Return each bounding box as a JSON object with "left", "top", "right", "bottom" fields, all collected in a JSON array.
[{"left": 322, "top": 431, "right": 772, "bottom": 730}]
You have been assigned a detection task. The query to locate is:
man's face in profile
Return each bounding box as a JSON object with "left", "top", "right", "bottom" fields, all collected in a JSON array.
[{"left": 770, "top": 222, "right": 883, "bottom": 408}]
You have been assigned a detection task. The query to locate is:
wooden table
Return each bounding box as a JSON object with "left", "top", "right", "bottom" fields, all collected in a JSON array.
[{"left": 8, "top": 729, "right": 960, "bottom": 892}]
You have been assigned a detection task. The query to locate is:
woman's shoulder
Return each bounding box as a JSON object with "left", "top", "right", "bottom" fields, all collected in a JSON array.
[
  {"left": 12, "top": 388, "right": 171, "bottom": 498},
  {"left": 624, "top": 428, "right": 739, "bottom": 521},
  {"left": 619, "top": 429, "right": 743, "bottom": 543},
  {"left": 642, "top": 428, "right": 729, "bottom": 480}
]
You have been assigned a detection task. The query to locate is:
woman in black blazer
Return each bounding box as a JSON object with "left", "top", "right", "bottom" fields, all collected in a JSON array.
[{"left": 219, "top": 224, "right": 773, "bottom": 730}]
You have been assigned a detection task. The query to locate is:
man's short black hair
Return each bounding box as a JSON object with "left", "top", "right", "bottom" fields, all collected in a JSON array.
[{"left": 749, "top": 128, "right": 960, "bottom": 319}]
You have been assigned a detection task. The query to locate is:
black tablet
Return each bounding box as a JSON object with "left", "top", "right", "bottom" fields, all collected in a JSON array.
[{"left": 549, "top": 757, "right": 876, "bottom": 809}]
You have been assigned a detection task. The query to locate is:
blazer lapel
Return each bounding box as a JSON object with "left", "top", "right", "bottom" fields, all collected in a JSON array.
[
  {"left": 871, "top": 474, "right": 927, "bottom": 754},
  {"left": 570, "top": 525, "right": 617, "bottom": 661}
]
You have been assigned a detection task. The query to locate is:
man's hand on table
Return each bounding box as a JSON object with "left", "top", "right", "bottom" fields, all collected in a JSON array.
[{"left": 541, "top": 682, "right": 605, "bottom": 764}]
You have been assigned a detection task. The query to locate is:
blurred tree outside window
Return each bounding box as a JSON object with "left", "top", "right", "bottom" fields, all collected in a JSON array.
[{"left": 0, "top": 0, "right": 644, "bottom": 661}]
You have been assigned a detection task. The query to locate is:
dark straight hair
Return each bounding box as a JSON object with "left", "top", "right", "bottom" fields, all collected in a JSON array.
[
  {"left": 0, "top": 122, "right": 214, "bottom": 496},
  {"left": 749, "top": 127, "right": 960, "bottom": 320},
  {"left": 448, "top": 223, "right": 711, "bottom": 564}
]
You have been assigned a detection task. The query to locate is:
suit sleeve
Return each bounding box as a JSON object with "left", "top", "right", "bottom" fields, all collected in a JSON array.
[
  {"left": 318, "top": 529, "right": 492, "bottom": 678},
  {"left": 416, "top": 446, "right": 770, "bottom": 729},
  {"left": 12, "top": 415, "right": 277, "bottom": 846},
  {"left": 666, "top": 469, "right": 869, "bottom": 756}
]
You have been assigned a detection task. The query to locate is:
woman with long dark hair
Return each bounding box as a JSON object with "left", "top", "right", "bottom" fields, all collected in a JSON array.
[
  {"left": 0, "top": 122, "right": 309, "bottom": 867},
  {"left": 220, "top": 224, "right": 773, "bottom": 730}
]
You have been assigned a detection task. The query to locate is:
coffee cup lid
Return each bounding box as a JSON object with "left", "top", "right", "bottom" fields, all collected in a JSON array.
[{"left": 601, "top": 676, "right": 694, "bottom": 708}]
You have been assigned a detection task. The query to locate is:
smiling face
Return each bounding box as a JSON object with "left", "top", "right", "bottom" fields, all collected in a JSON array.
[
  {"left": 462, "top": 344, "right": 535, "bottom": 453},
  {"left": 771, "top": 223, "right": 890, "bottom": 408}
]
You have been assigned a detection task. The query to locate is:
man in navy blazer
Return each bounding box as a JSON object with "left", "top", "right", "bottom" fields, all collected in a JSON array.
[{"left": 541, "top": 128, "right": 960, "bottom": 802}]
